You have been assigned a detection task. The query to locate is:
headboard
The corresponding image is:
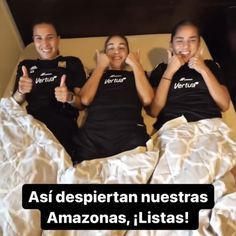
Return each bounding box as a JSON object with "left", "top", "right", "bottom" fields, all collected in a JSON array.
[{"left": 3, "top": 34, "right": 236, "bottom": 138}]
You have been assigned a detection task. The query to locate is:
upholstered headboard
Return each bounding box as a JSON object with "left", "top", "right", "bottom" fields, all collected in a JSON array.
[{"left": 3, "top": 34, "right": 236, "bottom": 138}]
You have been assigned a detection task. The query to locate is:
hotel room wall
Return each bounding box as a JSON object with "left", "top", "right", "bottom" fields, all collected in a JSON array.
[{"left": 0, "top": 0, "right": 23, "bottom": 98}]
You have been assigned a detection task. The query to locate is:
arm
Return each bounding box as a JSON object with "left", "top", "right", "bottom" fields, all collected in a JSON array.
[
  {"left": 55, "top": 74, "right": 85, "bottom": 109},
  {"left": 13, "top": 64, "right": 32, "bottom": 105},
  {"left": 55, "top": 57, "right": 87, "bottom": 109},
  {"left": 125, "top": 51, "right": 154, "bottom": 106},
  {"left": 79, "top": 50, "right": 110, "bottom": 106},
  {"left": 149, "top": 50, "right": 185, "bottom": 117},
  {"left": 149, "top": 76, "right": 172, "bottom": 117},
  {"left": 188, "top": 57, "right": 230, "bottom": 112}
]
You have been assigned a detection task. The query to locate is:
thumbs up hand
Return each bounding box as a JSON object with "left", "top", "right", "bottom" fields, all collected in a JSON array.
[
  {"left": 166, "top": 49, "right": 185, "bottom": 75},
  {"left": 18, "top": 66, "right": 33, "bottom": 94},
  {"left": 188, "top": 47, "right": 206, "bottom": 73},
  {"left": 125, "top": 50, "right": 141, "bottom": 69},
  {"left": 96, "top": 49, "right": 110, "bottom": 69},
  {"left": 55, "top": 74, "right": 71, "bottom": 103}
]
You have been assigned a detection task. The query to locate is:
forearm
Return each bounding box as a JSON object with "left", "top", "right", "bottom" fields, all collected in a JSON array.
[
  {"left": 149, "top": 78, "right": 172, "bottom": 117},
  {"left": 132, "top": 63, "right": 154, "bottom": 106},
  {"left": 79, "top": 66, "right": 105, "bottom": 106},
  {"left": 201, "top": 68, "right": 230, "bottom": 111}
]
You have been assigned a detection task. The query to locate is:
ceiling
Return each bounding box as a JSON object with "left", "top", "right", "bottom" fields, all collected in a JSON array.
[{"left": 6, "top": 0, "right": 236, "bottom": 63}]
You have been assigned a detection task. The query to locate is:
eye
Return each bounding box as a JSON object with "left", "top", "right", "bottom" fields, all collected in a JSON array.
[
  {"left": 118, "top": 45, "right": 126, "bottom": 50},
  {"left": 106, "top": 46, "right": 115, "bottom": 52},
  {"left": 34, "top": 36, "right": 42, "bottom": 42},
  {"left": 175, "top": 40, "right": 183, "bottom": 44},
  {"left": 47, "top": 35, "right": 56, "bottom": 40}
]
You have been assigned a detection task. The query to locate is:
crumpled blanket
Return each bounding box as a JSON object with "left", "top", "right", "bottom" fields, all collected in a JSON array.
[
  {"left": 0, "top": 98, "right": 235, "bottom": 236},
  {"left": 0, "top": 97, "right": 158, "bottom": 236},
  {"left": 127, "top": 116, "right": 236, "bottom": 236}
]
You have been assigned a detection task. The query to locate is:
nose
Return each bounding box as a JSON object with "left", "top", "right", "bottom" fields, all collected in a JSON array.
[
  {"left": 114, "top": 48, "right": 119, "bottom": 54},
  {"left": 42, "top": 38, "right": 50, "bottom": 47},
  {"left": 182, "top": 41, "right": 190, "bottom": 49}
]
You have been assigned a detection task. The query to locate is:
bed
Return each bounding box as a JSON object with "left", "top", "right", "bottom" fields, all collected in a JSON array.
[{"left": 1, "top": 34, "right": 236, "bottom": 236}]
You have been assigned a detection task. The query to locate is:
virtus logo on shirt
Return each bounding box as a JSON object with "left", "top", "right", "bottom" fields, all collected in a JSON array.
[
  {"left": 104, "top": 74, "right": 127, "bottom": 84},
  {"left": 35, "top": 76, "right": 57, "bottom": 84},
  {"left": 174, "top": 77, "right": 199, "bottom": 89}
]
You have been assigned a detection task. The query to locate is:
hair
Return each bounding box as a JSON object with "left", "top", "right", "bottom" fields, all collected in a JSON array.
[
  {"left": 31, "top": 17, "right": 59, "bottom": 36},
  {"left": 104, "top": 35, "right": 130, "bottom": 53},
  {"left": 170, "top": 19, "right": 201, "bottom": 42},
  {"left": 226, "top": 6, "right": 236, "bottom": 31}
]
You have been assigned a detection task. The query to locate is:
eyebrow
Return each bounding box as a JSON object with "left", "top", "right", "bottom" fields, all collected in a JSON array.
[
  {"left": 174, "top": 36, "right": 198, "bottom": 40},
  {"left": 106, "top": 42, "right": 126, "bottom": 46},
  {"left": 33, "top": 33, "right": 56, "bottom": 37}
]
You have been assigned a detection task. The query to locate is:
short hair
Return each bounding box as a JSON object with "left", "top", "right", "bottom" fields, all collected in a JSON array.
[
  {"left": 170, "top": 19, "right": 201, "bottom": 42},
  {"left": 104, "top": 35, "right": 130, "bottom": 53}
]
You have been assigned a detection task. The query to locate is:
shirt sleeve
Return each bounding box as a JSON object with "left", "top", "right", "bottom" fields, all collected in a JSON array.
[
  {"left": 149, "top": 63, "right": 167, "bottom": 88},
  {"left": 204, "top": 60, "right": 226, "bottom": 85},
  {"left": 68, "top": 57, "right": 87, "bottom": 88}
]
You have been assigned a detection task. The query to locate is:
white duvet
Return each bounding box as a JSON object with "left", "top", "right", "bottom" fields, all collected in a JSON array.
[{"left": 0, "top": 97, "right": 235, "bottom": 236}]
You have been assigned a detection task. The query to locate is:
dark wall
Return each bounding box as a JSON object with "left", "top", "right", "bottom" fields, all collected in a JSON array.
[{"left": 6, "top": 0, "right": 236, "bottom": 106}]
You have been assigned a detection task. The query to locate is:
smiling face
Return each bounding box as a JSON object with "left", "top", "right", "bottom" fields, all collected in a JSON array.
[
  {"left": 105, "top": 36, "right": 129, "bottom": 70},
  {"left": 33, "top": 23, "right": 60, "bottom": 60},
  {"left": 171, "top": 24, "right": 200, "bottom": 62}
]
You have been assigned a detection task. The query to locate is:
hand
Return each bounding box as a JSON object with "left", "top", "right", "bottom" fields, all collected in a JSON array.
[
  {"left": 188, "top": 48, "right": 206, "bottom": 73},
  {"left": 96, "top": 50, "right": 110, "bottom": 69},
  {"left": 18, "top": 66, "right": 32, "bottom": 94},
  {"left": 166, "top": 49, "right": 185, "bottom": 74},
  {"left": 55, "top": 75, "right": 71, "bottom": 103},
  {"left": 125, "top": 50, "right": 141, "bottom": 69}
]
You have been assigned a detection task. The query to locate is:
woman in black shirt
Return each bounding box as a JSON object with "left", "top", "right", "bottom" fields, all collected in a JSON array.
[
  {"left": 73, "top": 35, "right": 154, "bottom": 163},
  {"left": 13, "top": 19, "right": 86, "bottom": 160},
  {"left": 149, "top": 20, "right": 230, "bottom": 130}
]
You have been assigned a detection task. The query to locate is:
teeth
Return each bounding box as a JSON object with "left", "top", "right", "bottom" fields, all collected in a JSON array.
[{"left": 180, "top": 52, "right": 189, "bottom": 55}]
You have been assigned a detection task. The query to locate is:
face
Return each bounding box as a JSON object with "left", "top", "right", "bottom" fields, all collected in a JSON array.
[
  {"left": 105, "top": 36, "right": 129, "bottom": 70},
  {"left": 171, "top": 25, "right": 200, "bottom": 62},
  {"left": 33, "top": 23, "right": 60, "bottom": 60}
]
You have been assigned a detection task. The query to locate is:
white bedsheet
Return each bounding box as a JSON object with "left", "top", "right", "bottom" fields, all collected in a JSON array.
[
  {"left": 129, "top": 117, "right": 236, "bottom": 236},
  {"left": 0, "top": 97, "right": 235, "bottom": 236}
]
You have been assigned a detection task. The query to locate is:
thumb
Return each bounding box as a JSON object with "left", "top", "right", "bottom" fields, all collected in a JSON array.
[
  {"left": 60, "top": 74, "right": 66, "bottom": 87},
  {"left": 137, "top": 49, "right": 141, "bottom": 60},
  {"left": 167, "top": 49, "right": 172, "bottom": 61},
  {"left": 96, "top": 49, "right": 100, "bottom": 58},
  {"left": 22, "top": 65, "right": 29, "bottom": 77}
]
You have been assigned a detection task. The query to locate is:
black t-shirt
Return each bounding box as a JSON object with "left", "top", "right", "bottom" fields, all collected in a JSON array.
[
  {"left": 14, "top": 56, "right": 86, "bottom": 119},
  {"left": 149, "top": 60, "right": 225, "bottom": 130},
  {"left": 86, "top": 70, "right": 144, "bottom": 126}
]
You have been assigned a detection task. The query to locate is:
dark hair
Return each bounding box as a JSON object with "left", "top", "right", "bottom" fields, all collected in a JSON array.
[
  {"left": 31, "top": 18, "right": 59, "bottom": 36},
  {"left": 104, "top": 35, "right": 130, "bottom": 53},
  {"left": 170, "top": 19, "right": 201, "bottom": 42},
  {"left": 225, "top": 6, "right": 236, "bottom": 31}
]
